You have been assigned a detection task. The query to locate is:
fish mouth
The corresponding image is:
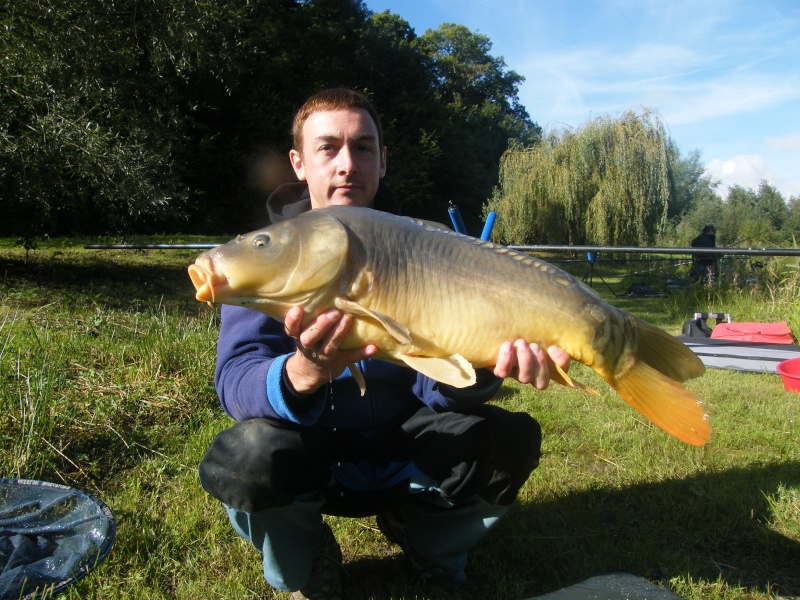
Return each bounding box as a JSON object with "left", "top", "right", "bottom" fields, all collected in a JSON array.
[{"left": 188, "top": 263, "right": 228, "bottom": 307}]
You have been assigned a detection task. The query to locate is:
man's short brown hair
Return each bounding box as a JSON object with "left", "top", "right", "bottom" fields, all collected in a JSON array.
[{"left": 292, "top": 88, "right": 384, "bottom": 152}]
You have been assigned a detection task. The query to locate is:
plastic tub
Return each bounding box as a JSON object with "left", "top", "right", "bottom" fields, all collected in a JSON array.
[{"left": 776, "top": 358, "right": 800, "bottom": 392}]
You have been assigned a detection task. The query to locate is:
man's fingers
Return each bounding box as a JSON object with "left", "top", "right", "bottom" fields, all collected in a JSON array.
[
  {"left": 547, "top": 345, "right": 571, "bottom": 372},
  {"left": 514, "top": 339, "right": 534, "bottom": 384},
  {"left": 529, "top": 342, "right": 549, "bottom": 390},
  {"left": 284, "top": 306, "right": 305, "bottom": 338},
  {"left": 320, "top": 313, "right": 352, "bottom": 355},
  {"left": 493, "top": 341, "right": 515, "bottom": 378},
  {"left": 298, "top": 309, "right": 341, "bottom": 348}
]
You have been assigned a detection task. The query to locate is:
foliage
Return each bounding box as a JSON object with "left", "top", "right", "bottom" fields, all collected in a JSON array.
[
  {"left": 413, "top": 23, "right": 540, "bottom": 232},
  {"left": 0, "top": 0, "right": 193, "bottom": 237},
  {"left": 486, "top": 109, "right": 671, "bottom": 245},
  {"left": 665, "top": 145, "right": 720, "bottom": 222},
  {"left": 1, "top": 0, "right": 536, "bottom": 237},
  {"left": 674, "top": 181, "right": 797, "bottom": 248}
]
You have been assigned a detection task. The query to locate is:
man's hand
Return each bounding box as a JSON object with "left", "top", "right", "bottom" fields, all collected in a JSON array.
[
  {"left": 493, "top": 340, "right": 571, "bottom": 390},
  {"left": 284, "top": 306, "right": 377, "bottom": 394}
]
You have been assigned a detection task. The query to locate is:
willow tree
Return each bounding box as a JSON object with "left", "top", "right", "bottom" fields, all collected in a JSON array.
[{"left": 486, "top": 109, "right": 671, "bottom": 246}]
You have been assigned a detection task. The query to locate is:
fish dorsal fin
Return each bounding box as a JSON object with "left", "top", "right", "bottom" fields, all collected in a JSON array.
[
  {"left": 283, "top": 215, "right": 349, "bottom": 296},
  {"left": 400, "top": 353, "right": 477, "bottom": 388},
  {"left": 334, "top": 297, "right": 412, "bottom": 344}
]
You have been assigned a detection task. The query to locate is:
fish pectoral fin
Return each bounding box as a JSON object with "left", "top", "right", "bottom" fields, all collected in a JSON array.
[
  {"left": 348, "top": 363, "right": 367, "bottom": 396},
  {"left": 400, "top": 353, "right": 477, "bottom": 388},
  {"left": 334, "top": 297, "right": 412, "bottom": 344},
  {"left": 549, "top": 360, "right": 600, "bottom": 396}
]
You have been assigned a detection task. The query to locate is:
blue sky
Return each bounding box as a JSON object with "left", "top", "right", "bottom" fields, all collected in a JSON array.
[{"left": 364, "top": 0, "right": 800, "bottom": 200}]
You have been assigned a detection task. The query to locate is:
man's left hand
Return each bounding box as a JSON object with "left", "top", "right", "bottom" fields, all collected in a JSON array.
[{"left": 493, "top": 340, "right": 571, "bottom": 390}]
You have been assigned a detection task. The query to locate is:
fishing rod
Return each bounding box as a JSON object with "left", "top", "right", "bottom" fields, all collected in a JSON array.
[
  {"left": 508, "top": 245, "right": 800, "bottom": 257},
  {"left": 84, "top": 243, "right": 219, "bottom": 249}
]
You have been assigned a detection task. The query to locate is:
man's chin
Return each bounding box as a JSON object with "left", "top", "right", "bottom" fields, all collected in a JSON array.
[{"left": 327, "top": 190, "right": 373, "bottom": 208}]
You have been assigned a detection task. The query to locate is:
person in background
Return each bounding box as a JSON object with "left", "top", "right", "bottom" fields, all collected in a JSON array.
[
  {"left": 691, "top": 224, "right": 718, "bottom": 284},
  {"left": 198, "top": 88, "right": 571, "bottom": 600}
]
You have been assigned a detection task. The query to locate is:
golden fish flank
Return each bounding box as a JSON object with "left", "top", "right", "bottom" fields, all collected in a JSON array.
[{"left": 188, "top": 206, "right": 710, "bottom": 447}]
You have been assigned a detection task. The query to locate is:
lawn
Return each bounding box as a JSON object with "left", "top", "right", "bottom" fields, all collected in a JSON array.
[{"left": 1, "top": 240, "right": 798, "bottom": 599}]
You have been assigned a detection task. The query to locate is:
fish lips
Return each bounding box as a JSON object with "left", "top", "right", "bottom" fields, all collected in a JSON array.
[{"left": 188, "top": 262, "right": 229, "bottom": 306}]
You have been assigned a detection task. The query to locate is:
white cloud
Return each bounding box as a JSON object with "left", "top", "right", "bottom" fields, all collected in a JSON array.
[
  {"left": 765, "top": 133, "right": 800, "bottom": 151},
  {"left": 705, "top": 155, "right": 800, "bottom": 199}
]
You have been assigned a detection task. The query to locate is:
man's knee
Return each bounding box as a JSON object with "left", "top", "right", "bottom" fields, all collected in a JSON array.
[
  {"left": 478, "top": 406, "right": 542, "bottom": 504},
  {"left": 199, "top": 418, "right": 334, "bottom": 512},
  {"left": 404, "top": 406, "right": 541, "bottom": 506}
]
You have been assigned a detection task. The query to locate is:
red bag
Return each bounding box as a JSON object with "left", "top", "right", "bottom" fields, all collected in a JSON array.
[{"left": 710, "top": 321, "right": 796, "bottom": 344}]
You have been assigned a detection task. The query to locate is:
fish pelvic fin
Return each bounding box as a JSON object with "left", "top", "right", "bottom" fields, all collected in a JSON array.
[
  {"left": 604, "top": 360, "right": 711, "bottom": 446},
  {"left": 400, "top": 353, "right": 477, "bottom": 388},
  {"left": 549, "top": 359, "right": 600, "bottom": 396},
  {"left": 348, "top": 363, "right": 367, "bottom": 396}
]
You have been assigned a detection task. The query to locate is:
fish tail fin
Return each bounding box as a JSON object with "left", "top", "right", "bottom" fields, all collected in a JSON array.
[
  {"left": 634, "top": 316, "right": 706, "bottom": 382},
  {"left": 603, "top": 360, "right": 711, "bottom": 446},
  {"left": 598, "top": 316, "right": 710, "bottom": 445}
]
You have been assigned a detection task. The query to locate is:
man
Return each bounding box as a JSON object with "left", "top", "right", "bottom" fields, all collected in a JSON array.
[
  {"left": 691, "top": 224, "right": 718, "bottom": 283},
  {"left": 199, "top": 88, "right": 570, "bottom": 599}
]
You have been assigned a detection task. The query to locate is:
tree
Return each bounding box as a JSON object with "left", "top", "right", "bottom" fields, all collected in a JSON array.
[
  {"left": 755, "top": 180, "right": 789, "bottom": 233},
  {"left": 666, "top": 146, "right": 719, "bottom": 222},
  {"left": 413, "top": 23, "right": 540, "bottom": 230},
  {"left": 1, "top": 0, "right": 545, "bottom": 235},
  {"left": 486, "top": 109, "right": 671, "bottom": 246},
  {"left": 0, "top": 0, "right": 194, "bottom": 236}
]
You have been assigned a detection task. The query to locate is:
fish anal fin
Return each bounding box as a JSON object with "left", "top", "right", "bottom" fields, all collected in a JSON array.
[
  {"left": 608, "top": 360, "right": 711, "bottom": 446},
  {"left": 334, "top": 297, "right": 412, "bottom": 344},
  {"left": 401, "top": 353, "right": 477, "bottom": 388},
  {"left": 549, "top": 360, "right": 600, "bottom": 396}
]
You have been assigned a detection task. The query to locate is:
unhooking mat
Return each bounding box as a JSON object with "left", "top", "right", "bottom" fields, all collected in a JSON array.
[
  {"left": 528, "top": 571, "right": 683, "bottom": 599},
  {"left": 0, "top": 479, "right": 116, "bottom": 600}
]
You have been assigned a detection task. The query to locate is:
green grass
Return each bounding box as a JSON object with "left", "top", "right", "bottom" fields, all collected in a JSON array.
[{"left": 1, "top": 242, "right": 798, "bottom": 599}]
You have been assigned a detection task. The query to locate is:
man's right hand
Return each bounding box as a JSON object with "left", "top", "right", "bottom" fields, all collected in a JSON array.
[{"left": 284, "top": 306, "right": 378, "bottom": 394}]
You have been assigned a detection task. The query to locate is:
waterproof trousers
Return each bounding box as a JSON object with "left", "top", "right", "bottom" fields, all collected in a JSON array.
[{"left": 199, "top": 405, "right": 541, "bottom": 591}]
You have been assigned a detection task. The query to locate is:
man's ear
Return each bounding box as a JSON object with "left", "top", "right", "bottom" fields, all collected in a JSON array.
[
  {"left": 289, "top": 149, "right": 306, "bottom": 181},
  {"left": 379, "top": 147, "right": 387, "bottom": 178}
]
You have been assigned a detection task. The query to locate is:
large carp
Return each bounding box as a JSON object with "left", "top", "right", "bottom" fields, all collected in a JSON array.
[{"left": 188, "top": 206, "right": 709, "bottom": 446}]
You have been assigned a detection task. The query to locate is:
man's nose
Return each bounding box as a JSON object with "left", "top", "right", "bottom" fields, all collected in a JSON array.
[{"left": 336, "top": 146, "right": 357, "bottom": 174}]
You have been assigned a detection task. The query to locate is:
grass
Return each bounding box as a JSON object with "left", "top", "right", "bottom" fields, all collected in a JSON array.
[{"left": 1, "top": 241, "right": 798, "bottom": 599}]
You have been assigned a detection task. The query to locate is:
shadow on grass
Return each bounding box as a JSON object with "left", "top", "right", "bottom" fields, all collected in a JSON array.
[
  {"left": 342, "top": 462, "right": 799, "bottom": 599},
  {"left": 476, "top": 461, "right": 800, "bottom": 599},
  {"left": 1, "top": 251, "right": 200, "bottom": 313}
]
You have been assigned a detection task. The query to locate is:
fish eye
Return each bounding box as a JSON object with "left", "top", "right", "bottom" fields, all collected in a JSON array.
[{"left": 253, "top": 233, "right": 271, "bottom": 248}]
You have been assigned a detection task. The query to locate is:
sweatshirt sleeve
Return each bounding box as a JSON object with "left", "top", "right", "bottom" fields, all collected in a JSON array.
[
  {"left": 412, "top": 368, "right": 504, "bottom": 413},
  {"left": 214, "top": 305, "right": 328, "bottom": 422}
]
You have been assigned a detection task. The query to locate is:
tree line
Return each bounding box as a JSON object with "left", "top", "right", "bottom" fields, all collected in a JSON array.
[
  {"left": 488, "top": 111, "right": 800, "bottom": 248},
  {"left": 1, "top": 0, "right": 537, "bottom": 238},
  {"left": 2, "top": 0, "right": 797, "bottom": 248}
]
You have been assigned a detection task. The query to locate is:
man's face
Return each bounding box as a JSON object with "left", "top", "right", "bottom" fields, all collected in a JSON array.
[{"left": 290, "top": 108, "right": 387, "bottom": 209}]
